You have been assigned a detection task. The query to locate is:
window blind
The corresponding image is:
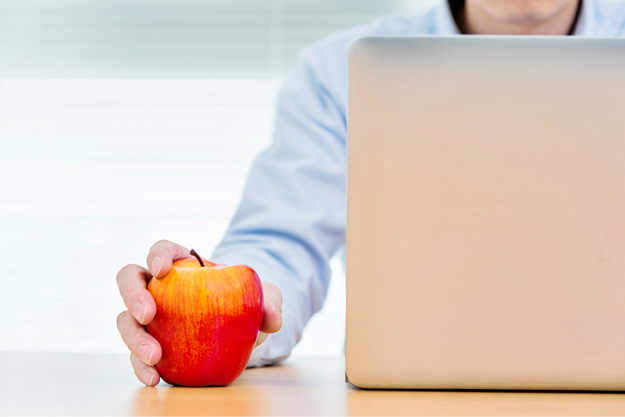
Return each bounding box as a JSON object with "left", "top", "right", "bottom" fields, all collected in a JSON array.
[{"left": 0, "top": 0, "right": 432, "bottom": 355}]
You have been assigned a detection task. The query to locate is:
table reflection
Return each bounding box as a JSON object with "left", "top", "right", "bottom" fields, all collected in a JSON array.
[
  {"left": 132, "top": 384, "right": 269, "bottom": 416},
  {"left": 346, "top": 386, "right": 625, "bottom": 416}
]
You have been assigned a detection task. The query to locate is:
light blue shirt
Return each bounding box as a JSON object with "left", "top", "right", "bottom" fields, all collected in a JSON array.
[{"left": 211, "top": 0, "right": 625, "bottom": 367}]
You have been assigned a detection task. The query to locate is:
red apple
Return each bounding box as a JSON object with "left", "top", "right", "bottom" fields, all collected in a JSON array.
[{"left": 146, "top": 249, "right": 264, "bottom": 386}]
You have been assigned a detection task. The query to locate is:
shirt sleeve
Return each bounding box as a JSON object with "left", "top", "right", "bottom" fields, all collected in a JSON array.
[{"left": 210, "top": 49, "right": 348, "bottom": 367}]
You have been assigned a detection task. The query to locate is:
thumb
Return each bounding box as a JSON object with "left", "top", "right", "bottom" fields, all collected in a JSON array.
[
  {"left": 146, "top": 240, "right": 191, "bottom": 279},
  {"left": 260, "top": 282, "right": 283, "bottom": 334}
]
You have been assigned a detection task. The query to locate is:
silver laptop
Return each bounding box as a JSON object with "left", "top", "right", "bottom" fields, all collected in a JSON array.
[{"left": 345, "top": 36, "right": 625, "bottom": 390}]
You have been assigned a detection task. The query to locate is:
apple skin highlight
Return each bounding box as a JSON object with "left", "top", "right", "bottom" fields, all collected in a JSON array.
[{"left": 147, "top": 256, "right": 264, "bottom": 387}]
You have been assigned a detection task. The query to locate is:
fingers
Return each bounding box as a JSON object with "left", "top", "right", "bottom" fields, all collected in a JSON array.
[
  {"left": 260, "top": 282, "right": 283, "bottom": 334},
  {"left": 130, "top": 353, "right": 160, "bottom": 387},
  {"left": 117, "top": 310, "right": 163, "bottom": 366},
  {"left": 146, "top": 240, "right": 191, "bottom": 280},
  {"left": 116, "top": 240, "right": 189, "bottom": 326},
  {"left": 255, "top": 332, "right": 269, "bottom": 348},
  {"left": 116, "top": 264, "right": 157, "bottom": 325},
  {"left": 255, "top": 282, "right": 283, "bottom": 347}
]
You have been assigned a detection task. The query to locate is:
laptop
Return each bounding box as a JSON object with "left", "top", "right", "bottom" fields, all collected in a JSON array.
[{"left": 345, "top": 36, "right": 625, "bottom": 390}]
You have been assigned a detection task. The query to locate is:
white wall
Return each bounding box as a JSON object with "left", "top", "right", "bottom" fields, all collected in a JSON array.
[
  {"left": 0, "top": 1, "right": 430, "bottom": 356},
  {"left": 0, "top": 78, "right": 348, "bottom": 355}
]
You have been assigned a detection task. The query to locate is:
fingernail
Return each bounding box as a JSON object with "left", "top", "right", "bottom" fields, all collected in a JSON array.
[
  {"left": 132, "top": 302, "right": 147, "bottom": 324},
  {"left": 151, "top": 256, "right": 163, "bottom": 278},
  {"left": 138, "top": 344, "right": 154, "bottom": 366},
  {"left": 272, "top": 302, "right": 282, "bottom": 314},
  {"left": 142, "top": 369, "right": 157, "bottom": 386}
]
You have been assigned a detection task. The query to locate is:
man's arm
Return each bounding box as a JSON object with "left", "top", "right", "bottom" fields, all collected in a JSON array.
[{"left": 211, "top": 49, "right": 349, "bottom": 366}]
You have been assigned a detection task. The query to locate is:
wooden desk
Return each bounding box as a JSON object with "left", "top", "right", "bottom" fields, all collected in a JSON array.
[{"left": 1, "top": 352, "right": 625, "bottom": 415}]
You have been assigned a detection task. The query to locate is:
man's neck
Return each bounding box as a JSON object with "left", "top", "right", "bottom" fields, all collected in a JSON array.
[{"left": 450, "top": 0, "right": 582, "bottom": 35}]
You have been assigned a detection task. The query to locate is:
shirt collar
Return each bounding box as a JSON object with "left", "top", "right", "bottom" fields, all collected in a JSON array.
[
  {"left": 436, "top": 0, "right": 462, "bottom": 35},
  {"left": 574, "top": 0, "right": 596, "bottom": 36}
]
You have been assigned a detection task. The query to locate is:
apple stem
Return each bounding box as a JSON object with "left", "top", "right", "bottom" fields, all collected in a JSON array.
[{"left": 190, "top": 249, "right": 205, "bottom": 267}]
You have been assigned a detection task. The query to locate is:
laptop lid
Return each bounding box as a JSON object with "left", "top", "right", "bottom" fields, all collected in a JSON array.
[{"left": 346, "top": 36, "right": 625, "bottom": 390}]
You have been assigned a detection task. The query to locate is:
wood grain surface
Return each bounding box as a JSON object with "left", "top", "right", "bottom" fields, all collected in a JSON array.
[{"left": 1, "top": 352, "right": 625, "bottom": 415}]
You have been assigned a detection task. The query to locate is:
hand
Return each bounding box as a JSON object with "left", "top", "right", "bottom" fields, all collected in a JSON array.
[{"left": 116, "top": 239, "right": 283, "bottom": 386}]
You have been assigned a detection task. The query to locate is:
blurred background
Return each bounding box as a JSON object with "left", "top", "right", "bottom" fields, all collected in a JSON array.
[{"left": 0, "top": 0, "right": 433, "bottom": 356}]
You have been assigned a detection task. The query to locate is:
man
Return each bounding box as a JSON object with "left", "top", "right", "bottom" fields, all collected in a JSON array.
[{"left": 116, "top": 0, "right": 625, "bottom": 386}]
